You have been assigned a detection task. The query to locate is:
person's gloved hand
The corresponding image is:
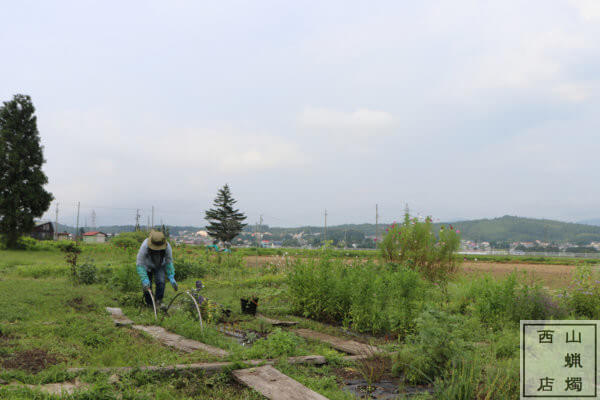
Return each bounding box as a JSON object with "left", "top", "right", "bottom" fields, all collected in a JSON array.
[
  {"left": 142, "top": 279, "right": 150, "bottom": 291},
  {"left": 169, "top": 276, "right": 178, "bottom": 291}
]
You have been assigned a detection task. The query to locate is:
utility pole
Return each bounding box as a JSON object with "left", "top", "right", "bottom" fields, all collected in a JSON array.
[
  {"left": 259, "top": 215, "right": 263, "bottom": 247},
  {"left": 91, "top": 209, "right": 96, "bottom": 229},
  {"left": 54, "top": 202, "right": 59, "bottom": 241},
  {"left": 324, "top": 209, "right": 327, "bottom": 244},
  {"left": 254, "top": 221, "right": 259, "bottom": 248},
  {"left": 75, "top": 202, "right": 80, "bottom": 242},
  {"left": 152, "top": 206, "right": 154, "bottom": 229},
  {"left": 147, "top": 216, "right": 150, "bottom": 231},
  {"left": 135, "top": 209, "right": 141, "bottom": 231},
  {"left": 375, "top": 204, "right": 379, "bottom": 242}
]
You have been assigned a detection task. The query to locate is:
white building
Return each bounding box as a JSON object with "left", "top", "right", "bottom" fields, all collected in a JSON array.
[{"left": 82, "top": 231, "right": 107, "bottom": 243}]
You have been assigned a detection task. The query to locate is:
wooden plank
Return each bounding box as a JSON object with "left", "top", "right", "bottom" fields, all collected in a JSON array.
[
  {"left": 65, "top": 355, "right": 361, "bottom": 375},
  {"left": 233, "top": 365, "right": 328, "bottom": 400},
  {"left": 105, "top": 307, "right": 133, "bottom": 326},
  {"left": 257, "top": 314, "right": 298, "bottom": 326},
  {"left": 294, "top": 329, "right": 379, "bottom": 355},
  {"left": 131, "top": 325, "right": 229, "bottom": 357},
  {"left": 66, "top": 355, "right": 337, "bottom": 375}
]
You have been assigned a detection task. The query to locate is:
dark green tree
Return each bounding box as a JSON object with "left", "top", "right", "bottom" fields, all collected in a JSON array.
[
  {"left": 205, "top": 184, "right": 247, "bottom": 243},
  {"left": 0, "top": 95, "right": 53, "bottom": 249},
  {"left": 160, "top": 224, "right": 170, "bottom": 238}
]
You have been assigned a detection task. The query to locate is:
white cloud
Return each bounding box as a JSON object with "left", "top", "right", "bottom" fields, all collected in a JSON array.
[
  {"left": 571, "top": 0, "right": 600, "bottom": 21},
  {"left": 466, "top": 31, "right": 587, "bottom": 92},
  {"left": 551, "top": 83, "right": 592, "bottom": 103},
  {"left": 299, "top": 107, "right": 394, "bottom": 137}
]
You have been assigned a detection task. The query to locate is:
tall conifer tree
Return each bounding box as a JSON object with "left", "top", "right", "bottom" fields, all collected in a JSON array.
[
  {"left": 0, "top": 94, "right": 53, "bottom": 248},
  {"left": 205, "top": 184, "right": 247, "bottom": 243}
]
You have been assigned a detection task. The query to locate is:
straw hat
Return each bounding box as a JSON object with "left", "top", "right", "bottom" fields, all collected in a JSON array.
[{"left": 148, "top": 230, "right": 167, "bottom": 250}]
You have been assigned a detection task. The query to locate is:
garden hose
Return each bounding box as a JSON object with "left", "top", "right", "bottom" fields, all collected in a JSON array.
[
  {"left": 185, "top": 290, "right": 203, "bottom": 329},
  {"left": 145, "top": 287, "right": 158, "bottom": 320},
  {"left": 159, "top": 289, "right": 203, "bottom": 329},
  {"left": 161, "top": 292, "right": 187, "bottom": 321}
]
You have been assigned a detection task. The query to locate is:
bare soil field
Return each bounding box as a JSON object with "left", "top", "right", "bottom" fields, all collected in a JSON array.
[
  {"left": 246, "top": 255, "right": 578, "bottom": 289},
  {"left": 459, "top": 261, "right": 576, "bottom": 289}
]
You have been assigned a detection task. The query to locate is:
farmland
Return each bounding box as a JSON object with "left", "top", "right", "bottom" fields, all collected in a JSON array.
[{"left": 0, "top": 239, "right": 598, "bottom": 399}]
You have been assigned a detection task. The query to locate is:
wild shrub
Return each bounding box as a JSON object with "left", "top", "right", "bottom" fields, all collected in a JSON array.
[
  {"left": 492, "top": 328, "right": 519, "bottom": 359},
  {"left": 244, "top": 328, "right": 304, "bottom": 359},
  {"left": 379, "top": 211, "right": 460, "bottom": 285},
  {"left": 111, "top": 264, "right": 140, "bottom": 292},
  {"left": 393, "top": 307, "right": 473, "bottom": 385},
  {"left": 75, "top": 262, "right": 98, "bottom": 285},
  {"left": 110, "top": 231, "right": 154, "bottom": 251},
  {"left": 509, "top": 283, "right": 565, "bottom": 322},
  {"left": 288, "top": 257, "right": 425, "bottom": 335},
  {"left": 468, "top": 272, "right": 563, "bottom": 326},
  {"left": 15, "top": 236, "right": 40, "bottom": 250},
  {"left": 468, "top": 274, "right": 516, "bottom": 324},
  {"left": 433, "top": 357, "right": 482, "bottom": 400},
  {"left": 563, "top": 265, "right": 600, "bottom": 318},
  {"left": 218, "top": 253, "right": 245, "bottom": 269},
  {"left": 174, "top": 258, "right": 208, "bottom": 281}
]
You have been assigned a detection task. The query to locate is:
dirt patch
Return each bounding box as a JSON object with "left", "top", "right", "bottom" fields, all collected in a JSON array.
[
  {"left": 459, "top": 261, "right": 577, "bottom": 288},
  {"left": 66, "top": 296, "right": 97, "bottom": 312},
  {"left": 1, "top": 349, "right": 61, "bottom": 373},
  {"left": 334, "top": 366, "right": 430, "bottom": 399}
]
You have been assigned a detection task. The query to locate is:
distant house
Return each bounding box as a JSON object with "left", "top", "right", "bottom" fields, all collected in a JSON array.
[
  {"left": 56, "top": 232, "right": 72, "bottom": 241},
  {"left": 31, "top": 221, "right": 55, "bottom": 240},
  {"left": 82, "top": 231, "right": 107, "bottom": 243}
]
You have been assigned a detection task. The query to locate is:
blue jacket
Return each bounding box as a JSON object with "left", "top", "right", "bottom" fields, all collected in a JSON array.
[{"left": 136, "top": 238, "right": 175, "bottom": 283}]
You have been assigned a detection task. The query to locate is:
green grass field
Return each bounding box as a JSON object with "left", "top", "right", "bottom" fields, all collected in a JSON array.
[{"left": 0, "top": 241, "right": 597, "bottom": 399}]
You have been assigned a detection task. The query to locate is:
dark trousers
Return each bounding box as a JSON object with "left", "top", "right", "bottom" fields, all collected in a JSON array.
[{"left": 143, "top": 267, "right": 166, "bottom": 305}]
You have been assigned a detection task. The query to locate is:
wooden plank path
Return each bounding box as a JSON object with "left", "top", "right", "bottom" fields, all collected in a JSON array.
[
  {"left": 66, "top": 355, "right": 354, "bottom": 374},
  {"left": 105, "top": 307, "right": 133, "bottom": 326},
  {"left": 106, "top": 307, "right": 228, "bottom": 357},
  {"left": 294, "top": 328, "right": 379, "bottom": 355},
  {"left": 233, "top": 365, "right": 328, "bottom": 400},
  {"left": 131, "top": 325, "right": 229, "bottom": 356},
  {"left": 257, "top": 314, "right": 298, "bottom": 327}
]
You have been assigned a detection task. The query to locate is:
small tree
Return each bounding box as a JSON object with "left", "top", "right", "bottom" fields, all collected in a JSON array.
[
  {"left": 0, "top": 95, "right": 53, "bottom": 249},
  {"left": 380, "top": 211, "right": 461, "bottom": 285},
  {"left": 205, "top": 184, "right": 247, "bottom": 243}
]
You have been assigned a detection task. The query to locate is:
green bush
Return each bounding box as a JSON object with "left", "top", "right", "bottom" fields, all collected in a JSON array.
[
  {"left": 75, "top": 262, "right": 98, "bottom": 285},
  {"left": 244, "top": 328, "right": 304, "bottom": 359},
  {"left": 493, "top": 328, "right": 519, "bottom": 359},
  {"left": 564, "top": 265, "right": 600, "bottom": 318},
  {"left": 379, "top": 212, "right": 460, "bottom": 284},
  {"left": 288, "top": 257, "right": 425, "bottom": 335},
  {"left": 433, "top": 357, "right": 481, "bottom": 400},
  {"left": 112, "top": 231, "right": 148, "bottom": 249},
  {"left": 111, "top": 264, "right": 140, "bottom": 292},
  {"left": 174, "top": 258, "right": 208, "bottom": 281},
  {"left": 393, "top": 307, "right": 474, "bottom": 384},
  {"left": 467, "top": 272, "right": 563, "bottom": 326},
  {"left": 16, "top": 236, "right": 40, "bottom": 250}
]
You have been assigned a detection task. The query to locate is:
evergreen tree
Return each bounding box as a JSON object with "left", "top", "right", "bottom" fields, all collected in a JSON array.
[
  {"left": 0, "top": 95, "right": 53, "bottom": 248},
  {"left": 205, "top": 184, "right": 247, "bottom": 243}
]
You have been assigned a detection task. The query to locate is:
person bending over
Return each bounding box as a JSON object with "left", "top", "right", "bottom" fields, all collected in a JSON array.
[{"left": 136, "top": 230, "right": 177, "bottom": 306}]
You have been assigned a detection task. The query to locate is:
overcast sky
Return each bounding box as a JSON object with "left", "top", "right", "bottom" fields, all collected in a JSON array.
[{"left": 2, "top": 1, "right": 600, "bottom": 227}]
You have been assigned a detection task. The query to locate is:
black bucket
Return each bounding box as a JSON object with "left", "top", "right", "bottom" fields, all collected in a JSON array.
[{"left": 240, "top": 297, "right": 259, "bottom": 315}]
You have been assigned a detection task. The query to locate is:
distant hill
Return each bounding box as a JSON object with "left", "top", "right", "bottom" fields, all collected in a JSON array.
[
  {"left": 50, "top": 215, "right": 600, "bottom": 245},
  {"left": 578, "top": 218, "right": 600, "bottom": 227},
  {"left": 434, "top": 216, "right": 600, "bottom": 244}
]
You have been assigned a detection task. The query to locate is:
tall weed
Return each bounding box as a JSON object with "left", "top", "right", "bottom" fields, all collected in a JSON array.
[{"left": 288, "top": 257, "right": 425, "bottom": 335}]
